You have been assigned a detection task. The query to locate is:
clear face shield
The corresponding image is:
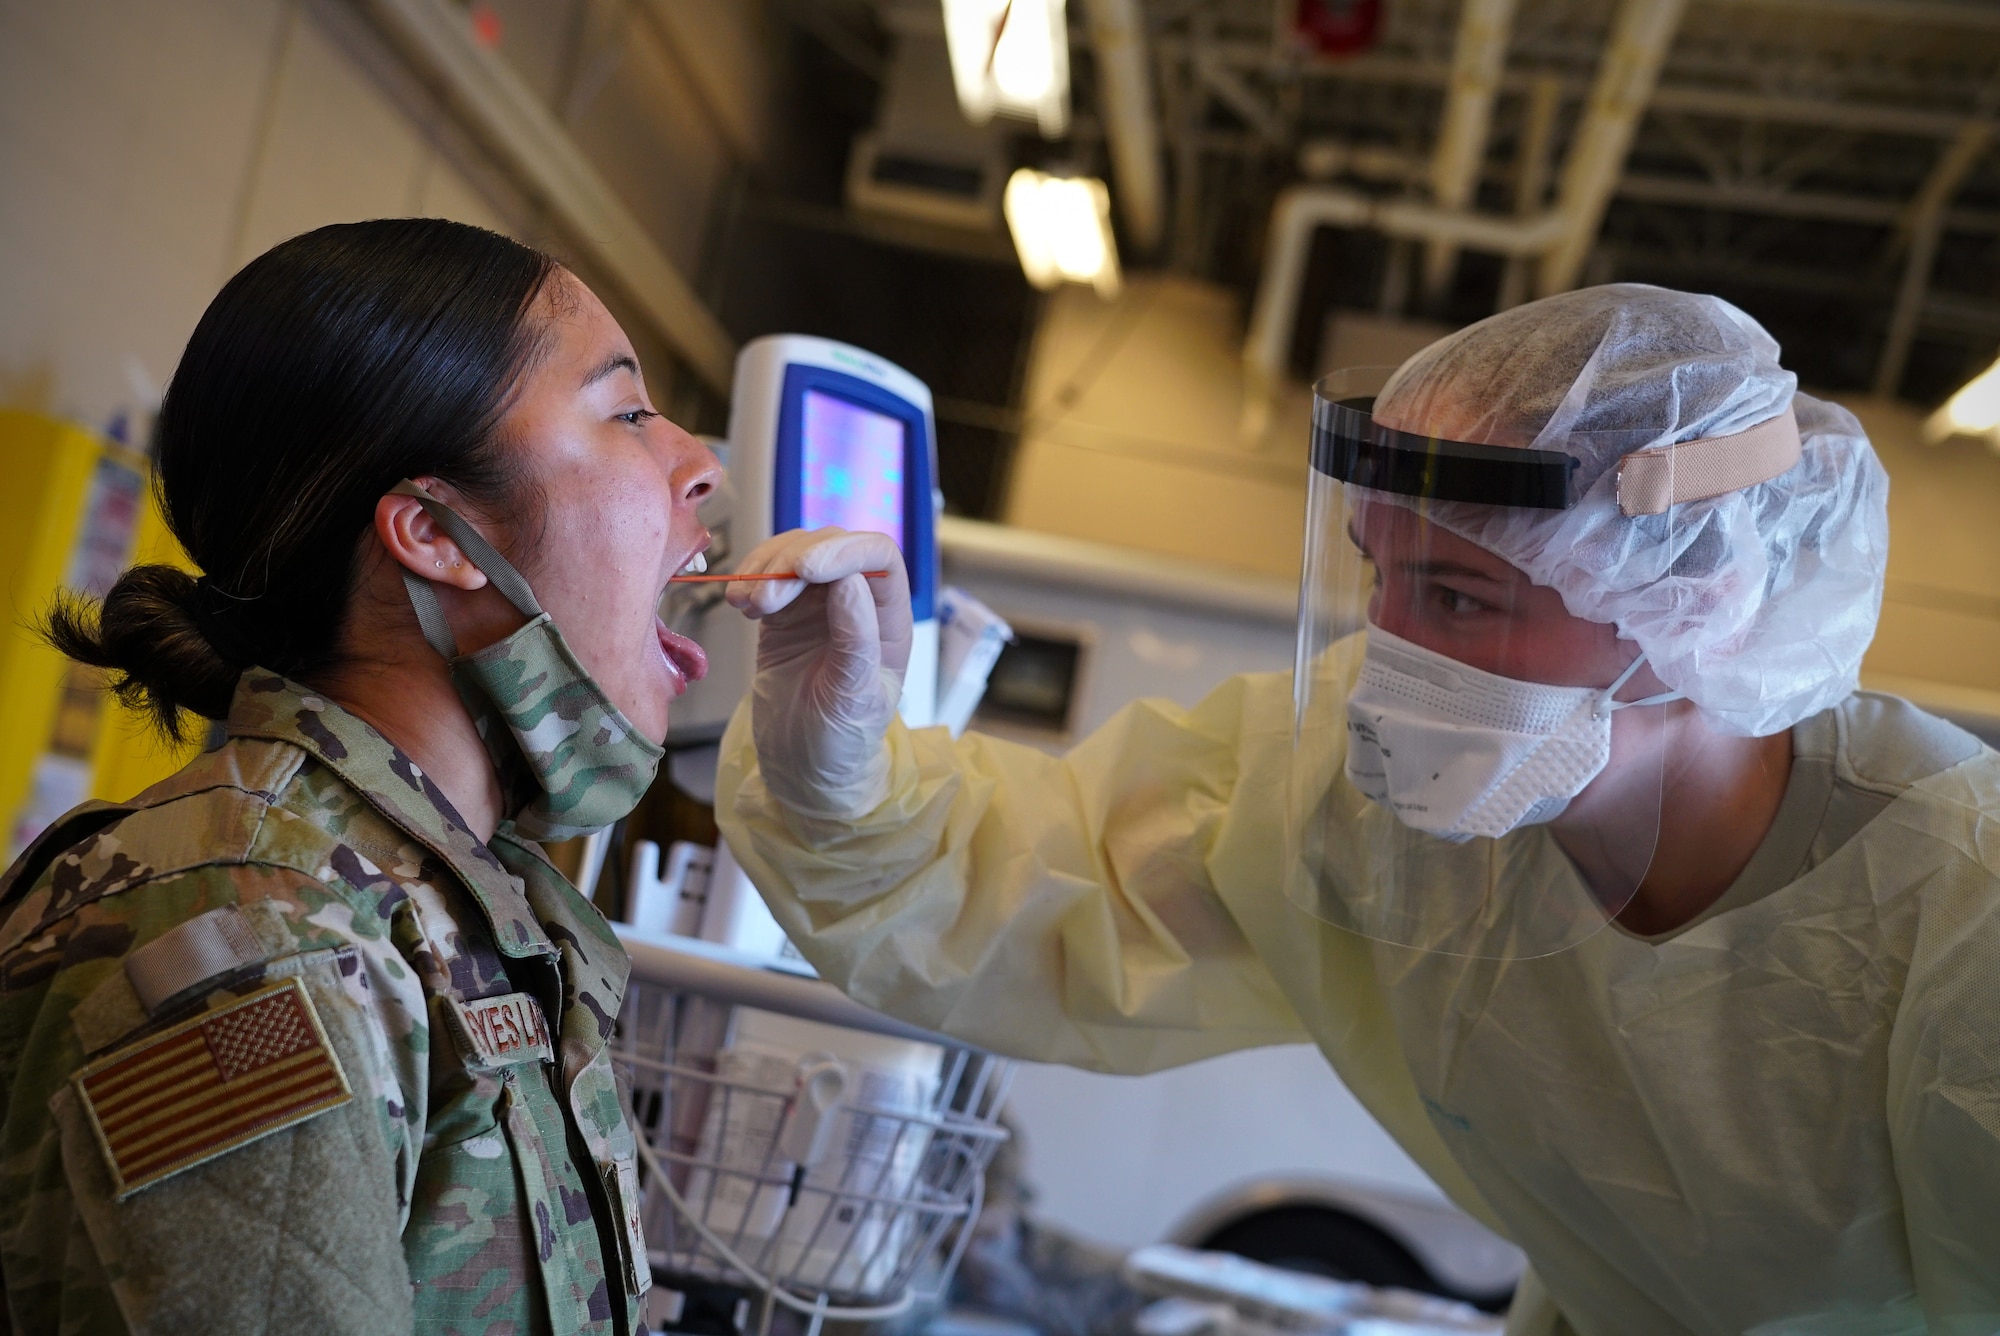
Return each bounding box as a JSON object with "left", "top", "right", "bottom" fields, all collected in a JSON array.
[{"left": 1286, "top": 370, "right": 1684, "bottom": 959}]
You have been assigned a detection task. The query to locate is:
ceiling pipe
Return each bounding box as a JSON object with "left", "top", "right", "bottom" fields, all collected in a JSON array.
[
  {"left": 1239, "top": 187, "right": 1568, "bottom": 436},
  {"left": 1497, "top": 73, "right": 1564, "bottom": 311},
  {"left": 1535, "top": 0, "right": 1689, "bottom": 295},
  {"left": 1082, "top": 0, "right": 1165, "bottom": 253},
  {"left": 354, "top": 0, "right": 738, "bottom": 396},
  {"left": 1297, "top": 139, "right": 1426, "bottom": 185},
  {"left": 1239, "top": 0, "right": 1686, "bottom": 437},
  {"left": 1422, "top": 0, "right": 1519, "bottom": 305}
]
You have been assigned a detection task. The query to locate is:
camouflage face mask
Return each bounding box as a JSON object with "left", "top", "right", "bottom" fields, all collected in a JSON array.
[{"left": 388, "top": 480, "right": 665, "bottom": 842}]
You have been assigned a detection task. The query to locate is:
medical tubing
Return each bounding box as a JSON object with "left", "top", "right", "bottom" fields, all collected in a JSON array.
[{"left": 624, "top": 1083, "right": 956, "bottom": 1325}]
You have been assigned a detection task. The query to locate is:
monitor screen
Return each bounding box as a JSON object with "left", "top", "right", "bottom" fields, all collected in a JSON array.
[{"left": 798, "top": 388, "right": 906, "bottom": 549}]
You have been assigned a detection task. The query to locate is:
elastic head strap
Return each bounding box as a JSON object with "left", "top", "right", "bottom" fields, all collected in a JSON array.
[
  {"left": 389, "top": 480, "right": 544, "bottom": 662},
  {"left": 1614, "top": 404, "right": 1802, "bottom": 517}
]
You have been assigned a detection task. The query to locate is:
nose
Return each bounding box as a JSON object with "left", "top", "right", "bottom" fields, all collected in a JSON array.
[{"left": 672, "top": 433, "right": 723, "bottom": 508}]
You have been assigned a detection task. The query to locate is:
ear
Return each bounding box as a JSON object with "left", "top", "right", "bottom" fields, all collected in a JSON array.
[{"left": 374, "top": 483, "right": 490, "bottom": 592}]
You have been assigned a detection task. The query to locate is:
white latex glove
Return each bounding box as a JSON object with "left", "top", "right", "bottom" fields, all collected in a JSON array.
[{"left": 725, "top": 528, "right": 913, "bottom": 817}]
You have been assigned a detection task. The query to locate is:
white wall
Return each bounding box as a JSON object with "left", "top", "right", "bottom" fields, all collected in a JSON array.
[
  {"left": 1002, "top": 276, "right": 1316, "bottom": 582},
  {"left": 0, "top": 0, "right": 767, "bottom": 435},
  {"left": 0, "top": 1, "right": 504, "bottom": 429}
]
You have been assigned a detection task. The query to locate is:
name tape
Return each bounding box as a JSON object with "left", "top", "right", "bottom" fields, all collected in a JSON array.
[{"left": 451, "top": 991, "right": 553, "bottom": 1068}]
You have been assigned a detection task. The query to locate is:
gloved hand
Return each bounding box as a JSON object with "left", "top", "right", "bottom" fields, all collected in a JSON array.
[{"left": 724, "top": 528, "right": 912, "bottom": 817}]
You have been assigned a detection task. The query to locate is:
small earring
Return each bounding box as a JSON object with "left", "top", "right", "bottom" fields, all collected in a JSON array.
[{"left": 435, "top": 560, "right": 444, "bottom": 569}]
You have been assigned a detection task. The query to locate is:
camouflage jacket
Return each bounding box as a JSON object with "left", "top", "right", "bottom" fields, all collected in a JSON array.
[{"left": 0, "top": 672, "right": 647, "bottom": 1335}]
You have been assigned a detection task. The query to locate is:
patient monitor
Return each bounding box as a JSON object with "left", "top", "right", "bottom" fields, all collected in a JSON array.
[
  {"left": 635, "top": 336, "right": 1006, "bottom": 966},
  {"left": 673, "top": 334, "right": 941, "bottom": 735}
]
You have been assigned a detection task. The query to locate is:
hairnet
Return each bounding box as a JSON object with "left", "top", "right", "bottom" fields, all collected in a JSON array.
[{"left": 1372, "top": 283, "right": 1889, "bottom": 738}]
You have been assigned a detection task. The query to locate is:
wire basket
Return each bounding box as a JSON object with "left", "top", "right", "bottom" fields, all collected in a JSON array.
[{"left": 614, "top": 931, "right": 1016, "bottom": 1331}]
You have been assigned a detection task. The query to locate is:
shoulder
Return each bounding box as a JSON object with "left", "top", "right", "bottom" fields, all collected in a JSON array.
[
  {"left": 0, "top": 733, "right": 448, "bottom": 1016},
  {"left": 0, "top": 739, "right": 446, "bottom": 1140},
  {"left": 1832, "top": 691, "right": 1987, "bottom": 797}
]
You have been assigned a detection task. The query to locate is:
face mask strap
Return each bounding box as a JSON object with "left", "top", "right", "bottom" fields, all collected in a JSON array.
[
  {"left": 389, "top": 480, "right": 545, "bottom": 662},
  {"left": 1594, "top": 652, "right": 1683, "bottom": 719}
]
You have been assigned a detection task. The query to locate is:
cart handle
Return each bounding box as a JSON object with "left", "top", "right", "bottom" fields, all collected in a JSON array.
[{"left": 616, "top": 928, "right": 977, "bottom": 1050}]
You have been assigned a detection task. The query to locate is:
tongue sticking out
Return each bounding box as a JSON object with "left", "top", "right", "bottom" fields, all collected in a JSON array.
[{"left": 657, "top": 623, "right": 709, "bottom": 684}]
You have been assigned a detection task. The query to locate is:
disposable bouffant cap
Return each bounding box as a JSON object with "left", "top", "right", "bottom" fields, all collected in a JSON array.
[{"left": 1372, "top": 283, "right": 1889, "bottom": 738}]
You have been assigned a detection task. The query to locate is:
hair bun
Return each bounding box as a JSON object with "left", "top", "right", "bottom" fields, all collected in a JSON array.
[{"left": 43, "top": 564, "right": 241, "bottom": 742}]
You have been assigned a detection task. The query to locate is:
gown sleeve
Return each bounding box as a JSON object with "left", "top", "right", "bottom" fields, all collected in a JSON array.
[{"left": 716, "top": 671, "right": 1312, "bottom": 1072}]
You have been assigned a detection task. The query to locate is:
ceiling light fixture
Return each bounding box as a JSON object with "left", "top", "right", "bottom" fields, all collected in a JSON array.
[
  {"left": 1925, "top": 355, "right": 2000, "bottom": 450},
  {"left": 1003, "top": 169, "right": 1121, "bottom": 298},
  {"left": 941, "top": 0, "right": 1070, "bottom": 138}
]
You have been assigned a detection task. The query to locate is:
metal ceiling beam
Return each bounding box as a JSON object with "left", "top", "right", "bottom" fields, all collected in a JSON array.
[
  {"left": 1161, "top": 41, "right": 1978, "bottom": 140},
  {"left": 1192, "top": 48, "right": 1288, "bottom": 144},
  {"left": 1616, "top": 174, "right": 1905, "bottom": 225},
  {"left": 1874, "top": 119, "right": 1994, "bottom": 395},
  {"left": 1647, "top": 86, "right": 1970, "bottom": 142},
  {"left": 1701, "top": 0, "right": 2000, "bottom": 32}
]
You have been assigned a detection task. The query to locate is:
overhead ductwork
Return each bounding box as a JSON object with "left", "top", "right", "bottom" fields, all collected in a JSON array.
[
  {"left": 1422, "top": 0, "right": 1519, "bottom": 302},
  {"left": 1081, "top": 0, "right": 1165, "bottom": 254},
  {"left": 1241, "top": 0, "right": 1689, "bottom": 435}
]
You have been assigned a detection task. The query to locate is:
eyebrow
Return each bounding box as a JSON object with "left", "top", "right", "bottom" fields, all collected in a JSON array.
[
  {"left": 1346, "top": 525, "right": 1511, "bottom": 584},
  {"left": 1400, "top": 559, "right": 1509, "bottom": 585},
  {"left": 580, "top": 353, "right": 640, "bottom": 388}
]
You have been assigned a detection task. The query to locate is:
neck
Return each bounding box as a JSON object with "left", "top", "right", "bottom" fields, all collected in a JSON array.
[
  {"left": 305, "top": 643, "right": 507, "bottom": 843},
  {"left": 1555, "top": 704, "right": 1794, "bottom": 936}
]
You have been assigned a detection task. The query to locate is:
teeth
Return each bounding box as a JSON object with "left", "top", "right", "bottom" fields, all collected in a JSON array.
[{"left": 679, "top": 552, "right": 707, "bottom": 575}]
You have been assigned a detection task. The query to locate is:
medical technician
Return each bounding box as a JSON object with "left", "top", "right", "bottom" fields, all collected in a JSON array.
[
  {"left": 717, "top": 285, "right": 2000, "bottom": 1333},
  {"left": 0, "top": 218, "right": 715, "bottom": 1334}
]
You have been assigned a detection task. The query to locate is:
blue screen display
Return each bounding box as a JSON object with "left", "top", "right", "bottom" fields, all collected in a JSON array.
[
  {"left": 773, "top": 359, "right": 936, "bottom": 622},
  {"left": 798, "top": 389, "right": 906, "bottom": 548}
]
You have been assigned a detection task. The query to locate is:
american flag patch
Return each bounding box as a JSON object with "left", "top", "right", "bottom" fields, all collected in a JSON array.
[{"left": 74, "top": 979, "right": 353, "bottom": 1198}]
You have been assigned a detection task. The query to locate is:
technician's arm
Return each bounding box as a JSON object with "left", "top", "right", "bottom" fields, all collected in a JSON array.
[{"left": 715, "top": 529, "right": 1307, "bottom": 1072}]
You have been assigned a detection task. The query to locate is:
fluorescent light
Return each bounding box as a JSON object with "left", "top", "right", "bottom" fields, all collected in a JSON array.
[
  {"left": 1004, "top": 169, "right": 1121, "bottom": 297},
  {"left": 1926, "top": 355, "right": 2000, "bottom": 448},
  {"left": 941, "top": 0, "right": 1070, "bottom": 138}
]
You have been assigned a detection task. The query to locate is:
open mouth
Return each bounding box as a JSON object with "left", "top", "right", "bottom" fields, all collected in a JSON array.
[
  {"left": 656, "top": 620, "right": 708, "bottom": 695},
  {"left": 656, "top": 535, "right": 713, "bottom": 696}
]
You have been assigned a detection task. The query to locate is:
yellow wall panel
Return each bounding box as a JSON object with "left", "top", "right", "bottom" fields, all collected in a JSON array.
[{"left": 0, "top": 411, "right": 100, "bottom": 842}]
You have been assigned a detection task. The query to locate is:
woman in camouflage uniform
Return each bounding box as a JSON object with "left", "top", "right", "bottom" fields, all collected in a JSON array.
[{"left": 0, "top": 218, "right": 718, "bottom": 1334}]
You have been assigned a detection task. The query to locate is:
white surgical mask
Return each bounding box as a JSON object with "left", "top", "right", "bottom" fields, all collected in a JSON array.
[{"left": 1344, "top": 625, "right": 1681, "bottom": 842}]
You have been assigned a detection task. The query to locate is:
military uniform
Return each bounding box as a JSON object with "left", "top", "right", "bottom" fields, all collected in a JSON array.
[{"left": 0, "top": 671, "right": 649, "bottom": 1335}]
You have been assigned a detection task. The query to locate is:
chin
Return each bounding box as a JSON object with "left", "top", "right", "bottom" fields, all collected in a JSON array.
[{"left": 637, "top": 678, "right": 677, "bottom": 743}]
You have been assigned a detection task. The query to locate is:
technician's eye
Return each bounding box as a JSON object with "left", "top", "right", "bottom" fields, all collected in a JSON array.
[
  {"left": 616, "top": 408, "right": 660, "bottom": 426},
  {"left": 1438, "top": 587, "right": 1489, "bottom": 615}
]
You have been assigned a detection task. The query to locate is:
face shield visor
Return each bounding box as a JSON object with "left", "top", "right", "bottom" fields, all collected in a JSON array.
[{"left": 1286, "top": 369, "right": 1687, "bottom": 959}]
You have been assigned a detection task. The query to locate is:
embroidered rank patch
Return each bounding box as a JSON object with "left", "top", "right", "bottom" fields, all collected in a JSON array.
[
  {"left": 75, "top": 979, "right": 352, "bottom": 1199},
  {"left": 449, "top": 991, "right": 553, "bottom": 1068}
]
